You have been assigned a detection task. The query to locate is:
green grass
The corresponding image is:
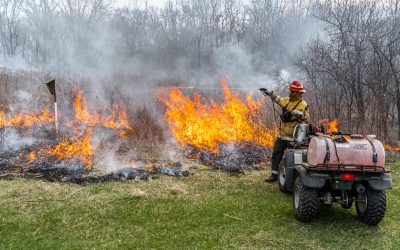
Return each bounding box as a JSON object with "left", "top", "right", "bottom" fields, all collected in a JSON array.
[{"left": 1, "top": 161, "right": 399, "bottom": 250}]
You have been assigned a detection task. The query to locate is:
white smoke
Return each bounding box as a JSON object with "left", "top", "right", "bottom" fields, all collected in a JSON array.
[
  {"left": 1, "top": 128, "right": 37, "bottom": 152},
  {"left": 10, "top": 90, "right": 32, "bottom": 112}
]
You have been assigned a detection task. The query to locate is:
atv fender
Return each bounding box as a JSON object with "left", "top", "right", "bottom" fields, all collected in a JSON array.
[
  {"left": 368, "top": 173, "right": 392, "bottom": 190},
  {"left": 285, "top": 149, "right": 308, "bottom": 192},
  {"left": 294, "top": 165, "right": 326, "bottom": 188}
]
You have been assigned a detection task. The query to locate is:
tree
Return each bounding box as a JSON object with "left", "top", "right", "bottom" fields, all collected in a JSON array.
[{"left": 0, "top": 0, "right": 24, "bottom": 58}]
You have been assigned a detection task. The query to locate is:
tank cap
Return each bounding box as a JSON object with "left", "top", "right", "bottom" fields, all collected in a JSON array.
[
  {"left": 367, "top": 135, "right": 376, "bottom": 141},
  {"left": 350, "top": 134, "right": 364, "bottom": 139}
]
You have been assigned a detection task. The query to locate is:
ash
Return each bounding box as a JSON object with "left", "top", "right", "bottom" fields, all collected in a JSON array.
[
  {"left": 152, "top": 163, "right": 193, "bottom": 177},
  {"left": 0, "top": 145, "right": 194, "bottom": 184},
  {"left": 0, "top": 144, "right": 90, "bottom": 183},
  {"left": 182, "top": 142, "right": 272, "bottom": 173}
]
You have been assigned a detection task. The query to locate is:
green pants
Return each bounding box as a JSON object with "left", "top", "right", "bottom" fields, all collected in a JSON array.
[{"left": 271, "top": 138, "right": 293, "bottom": 175}]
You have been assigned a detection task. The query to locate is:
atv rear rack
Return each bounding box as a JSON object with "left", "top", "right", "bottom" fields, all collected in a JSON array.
[{"left": 302, "top": 163, "right": 389, "bottom": 173}]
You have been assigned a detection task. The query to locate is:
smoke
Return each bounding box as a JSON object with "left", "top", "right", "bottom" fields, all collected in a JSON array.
[
  {"left": 212, "top": 44, "right": 274, "bottom": 89},
  {"left": 1, "top": 128, "right": 38, "bottom": 152},
  {"left": 99, "top": 154, "right": 122, "bottom": 174},
  {"left": 10, "top": 90, "right": 32, "bottom": 112},
  {"left": 0, "top": 0, "right": 324, "bottom": 169},
  {"left": 0, "top": 0, "right": 323, "bottom": 98}
]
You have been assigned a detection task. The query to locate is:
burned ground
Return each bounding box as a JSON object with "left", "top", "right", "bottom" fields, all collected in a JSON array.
[{"left": 0, "top": 139, "right": 271, "bottom": 184}]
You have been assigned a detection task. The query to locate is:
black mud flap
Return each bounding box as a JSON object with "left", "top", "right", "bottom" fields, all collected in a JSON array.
[
  {"left": 368, "top": 173, "right": 392, "bottom": 190},
  {"left": 285, "top": 151, "right": 295, "bottom": 192},
  {"left": 294, "top": 165, "right": 326, "bottom": 188}
]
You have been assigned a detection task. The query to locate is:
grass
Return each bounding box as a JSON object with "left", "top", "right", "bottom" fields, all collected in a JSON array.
[{"left": 1, "top": 161, "right": 399, "bottom": 250}]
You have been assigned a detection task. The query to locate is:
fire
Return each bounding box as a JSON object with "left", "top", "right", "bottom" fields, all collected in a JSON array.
[
  {"left": 41, "top": 88, "right": 132, "bottom": 169},
  {"left": 329, "top": 119, "right": 339, "bottom": 132},
  {"left": 45, "top": 128, "right": 94, "bottom": 167},
  {"left": 383, "top": 141, "right": 400, "bottom": 151},
  {"left": 156, "top": 75, "right": 275, "bottom": 152},
  {"left": 28, "top": 151, "right": 37, "bottom": 163},
  {"left": 72, "top": 90, "right": 95, "bottom": 126},
  {"left": 2, "top": 87, "right": 131, "bottom": 169},
  {"left": 69, "top": 88, "right": 131, "bottom": 132},
  {"left": 0, "top": 109, "right": 54, "bottom": 127},
  {"left": 320, "top": 118, "right": 339, "bottom": 133}
]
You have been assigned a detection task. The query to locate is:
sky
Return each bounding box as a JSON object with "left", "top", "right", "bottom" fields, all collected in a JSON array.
[
  {"left": 115, "top": 0, "right": 175, "bottom": 8},
  {"left": 145, "top": 0, "right": 172, "bottom": 7},
  {"left": 115, "top": 0, "right": 251, "bottom": 8}
]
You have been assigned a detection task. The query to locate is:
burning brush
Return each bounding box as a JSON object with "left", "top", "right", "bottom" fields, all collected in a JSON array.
[
  {"left": 0, "top": 82, "right": 196, "bottom": 184},
  {"left": 156, "top": 75, "right": 275, "bottom": 172},
  {"left": 0, "top": 84, "right": 131, "bottom": 182}
]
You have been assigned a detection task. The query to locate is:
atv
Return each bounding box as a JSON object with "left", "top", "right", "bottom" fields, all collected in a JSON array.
[{"left": 278, "top": 123, "right": 392, "bottom": 225}]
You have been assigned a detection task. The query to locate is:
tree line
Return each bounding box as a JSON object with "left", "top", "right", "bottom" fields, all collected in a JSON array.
[{"left": 0, "top": 0, "right": 399, "bottom": 142}]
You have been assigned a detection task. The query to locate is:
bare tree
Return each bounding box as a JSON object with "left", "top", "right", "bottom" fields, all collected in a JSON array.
[
  {"left": 58, "top": 0, "right": 113, "bottom": 68},
  {"left": 23, "top": 0, "right": 59, "bottom": 65},
  {"left": 298, "top": 0, "right": 386, "bottom": 133},
  {"left": 0, "top": 0, "right": 24, "bottom": 58}
]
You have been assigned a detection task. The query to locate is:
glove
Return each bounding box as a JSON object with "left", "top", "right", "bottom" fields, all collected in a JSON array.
[
  {"left": 291, "top": 109, "right": 303, "bottom": 118},
  {"left": 259, "top": 88, "right": 272, "bottom": 96}
]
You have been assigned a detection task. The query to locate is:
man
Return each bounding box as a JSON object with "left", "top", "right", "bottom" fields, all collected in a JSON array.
[{"left": 260, "top": 80, "right": 310, "bottom": 182}]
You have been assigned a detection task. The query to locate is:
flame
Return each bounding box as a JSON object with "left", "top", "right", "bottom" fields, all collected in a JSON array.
[
  {"left": 1, "top": 87, "right": 132, "bottom": 169},
  {"left": 72, "top": 89, "right": 96, "bottom": 126},
  {"left": 28, "top": 151, "right": 37, "bottom": 163},
  {"left": 101, "top": 103, "right": 130, "bottom": 130},
  {"left": 41, "top": 88, "right": 132, "bottom": 169},
  {"left": 145, "top": 164, "right": 154, "bottom": 172},
  {"left": 45, "top": 128, "right": 94, "bottom": 167},
  {"left": 320, "top": 118, "right": 339, "bottom": 134},
  {"left": 0, "top": 109, "right": 54, "bottom": 127},
  {"left": 156, "top": 75, "right": 275, "bottom": 152},
  {"left": 69, "top": 88, "right": 131, "bottom": 132},
  {"left": 383, "top": 141, "right": 400, "bottom": 151}
]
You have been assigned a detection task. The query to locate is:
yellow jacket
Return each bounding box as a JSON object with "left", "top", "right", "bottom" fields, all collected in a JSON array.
[{"left": 270, "top": 92, "right": 310, "bottom": 140}]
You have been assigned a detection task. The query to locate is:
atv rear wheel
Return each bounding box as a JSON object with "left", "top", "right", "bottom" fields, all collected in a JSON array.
[
  {"left": 293, "top": 176, "right": 318, "bottom": 222},
  {"left": 355, "top": 187, "right": 386, "bottom": 225},
  {"left": 278, "top": 156, "right": 290, "bottom": 193}
]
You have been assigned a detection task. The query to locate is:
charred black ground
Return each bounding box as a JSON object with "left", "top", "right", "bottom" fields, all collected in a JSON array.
[
  {"left": 0, "top": 140, "right": 271, "bottom": 184},
  {"left": 182, "top": 142, "right": 272, "bottom": 173},
  {"left": 0, "top": 141, "right": 194, "bottom": 184}
]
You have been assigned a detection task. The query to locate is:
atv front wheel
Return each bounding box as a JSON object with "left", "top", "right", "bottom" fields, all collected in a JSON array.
[
  {"left": 293, "top": 176, "right": 318, "bottom": 222},
  {"left": 356, "top": 187, "right": 386, "bottom": 225},
  {"left": 278, "top": 156, "right": 290, "bottom": 193}
]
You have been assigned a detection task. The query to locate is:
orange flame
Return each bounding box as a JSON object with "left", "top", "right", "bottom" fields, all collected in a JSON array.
[
  {"left": 383, "top": 141, "right": 400, "bottom": 151},
  {"left": 43, "top": 88, "right": 132, "bottom": 168},
  {"left": 0, "top": 109, "right": 54, "bottom": 127},
  {"left": 28, "top": 151, "right": 37, "bottom": 163},
  {"left": 45, "top": 128, "right": 94, "bottom": 167},
  {"left": 0, "top": 87, "right": 133, "bottom": 169},
  {"left": 156, "top": 75, "right": 275, "bottom": 152},
  {"left": 320, "top": 118, "right": 339, "bottom": 134},
  {"left": 69, "top": 88, "right": 131, "bottom": 132},
  {"left": 72, "top": 90, "right": 96, "bottom": 126}
]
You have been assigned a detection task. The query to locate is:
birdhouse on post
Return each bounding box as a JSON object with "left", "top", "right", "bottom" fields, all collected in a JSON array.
[{"left": 43, "top": 78, "right": 58, "bottom": 134}]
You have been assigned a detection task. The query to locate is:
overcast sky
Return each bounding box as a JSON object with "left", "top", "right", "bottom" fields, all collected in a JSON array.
[
  {"left": 115, "top": 0, "right": 250, "bottom": 8},
  {"left": 115, "top": 0, "right": 175, "bottom": 8}
]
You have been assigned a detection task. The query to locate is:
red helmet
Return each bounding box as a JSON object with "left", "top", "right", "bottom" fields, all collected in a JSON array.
[{"left": 288, "top": 80, "right": 306, "bottom": 92}]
